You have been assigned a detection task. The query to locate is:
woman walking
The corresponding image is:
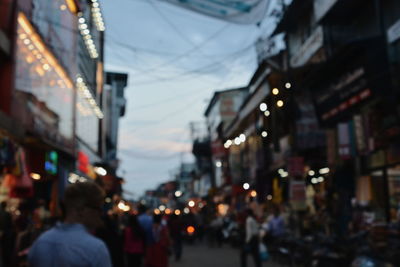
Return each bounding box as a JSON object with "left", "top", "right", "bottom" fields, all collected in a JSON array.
[
  {"left": 124, "top": 214, "right": 146, "bottom": 267},
  {"left": 145, "top": 215, "right": 170, "bottom": 267}
]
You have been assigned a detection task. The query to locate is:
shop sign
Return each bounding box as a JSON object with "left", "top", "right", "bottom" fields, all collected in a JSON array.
[
  {"left": 314, "top": 0, "right": 337, "bottom": 22},
  {"left": 369, "top": 150, "right": 386, "bottom": 169},
  {"left": 211, "top": 140, "right": 225, "bottom": 157},
  {"left": 220, "top": 93, "right": 239, "bottom": 119},
  {"left": 296, "top": 96, "right": 325, "bottom": 149},
  {"left": 77, "top": 151, "right": 89, "bottom": 174},
  {"left": 290, "top": 26, "right": 324, "bottom": 68},
  {"left": 387, "top": 18, "right": 400, "bottom": 44},
  {"left": 290, "top": 181, "right": 307, "bottom": 211},
  {"left": 45, "top": 151, "right": 58, "bottom": 175},
  {"left": 314, "top": 65, "right": 372, "bottom": 122}
]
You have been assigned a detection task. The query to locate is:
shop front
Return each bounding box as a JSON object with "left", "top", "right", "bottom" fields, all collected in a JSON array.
[
  {"left": 307, "top": 37, "right": 397, "bottom": 224},
  {"left": 13, "top": 12, "right": 75, "bottom": 152}
]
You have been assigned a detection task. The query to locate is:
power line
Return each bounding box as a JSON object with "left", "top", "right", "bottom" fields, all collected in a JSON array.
[
  {"left": 117, "top": 23, "right": 232, "bottom": 75},
  {"left": 118, "top": 45, "right": 255, "bottom": 85},
  {"left": 147, "top": 0, "right": 233, "bottom": 71}
]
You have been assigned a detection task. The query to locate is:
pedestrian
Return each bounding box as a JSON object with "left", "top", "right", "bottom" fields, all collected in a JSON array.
[
  {"left": 138, "top": 204, "right": 154, "bottom": 245},
  {"left": 209, "top": 215, "right": 223, "bottom": 247},
  {"left": 28, "top": 181, "right": 112, "bottom": 267},
  {"left": 0, "top": 201, "right": 14, "bottom": 267},
  {"left": 168, "top": 214, "right": 184, "bottom": 261},
  {"left": 123, "top": 214, "right": 146, "bottom": 267},
  {"left": 267, "top": 205, "right": 285, "bottom": 238},
  {"left": 240, "top": 209, "right": 261, "bottom": 267},
  {"left": 96, "top": 213, "right": 124, "bottom": 267},
  {"left": 145, "top": 214, "right": 170, "bottom": 267}
]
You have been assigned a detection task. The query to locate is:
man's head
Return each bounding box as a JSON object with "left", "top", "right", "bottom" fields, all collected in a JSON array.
[
  {"left": 63, "top": 182, "right": 105, "bottom": 229},
  {"left": 138, "top": 204, "right": 148, "bottom": 214},
  {"left": 245, "top": 208, "right": 254, "bottom": 218}
]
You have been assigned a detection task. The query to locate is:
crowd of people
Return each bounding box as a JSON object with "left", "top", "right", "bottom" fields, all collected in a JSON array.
[
  {"left": 0, "top": 182, "right": 187, "bottom": 267},
  {"left": 3, "top": 180, "right": 392, "bottom": 267}
]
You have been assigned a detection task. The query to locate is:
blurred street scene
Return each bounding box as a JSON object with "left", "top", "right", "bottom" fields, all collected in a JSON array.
[{"left": 1, "top": 0, "right": 400, "bottom": 266}]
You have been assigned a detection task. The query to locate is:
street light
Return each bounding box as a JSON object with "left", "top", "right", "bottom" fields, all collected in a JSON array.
[
  {"left": 239, "top": 134, "right": 246, "bottom": 142},
  {"left": 175, "top": 191, "right": 182, "bottom": 197},
  {"left": 94, "top": 166, "right": 107, "bottom": 176},
  {"left": 319, "top": 167, "right": 330, "bottom": 174},
  {"left": 234, "top": 137, "right": 241, "bottom": 145},
  {"left": 188, "top": 200, "right": 195, "bottom": 207},
  {"left": 243, "top": 183, "right": 250, "bottom": 190},
  {"left": 259, "top": 103, "right": 268, "bottom": 112},
  {"left": 272, "top": 88, "right": 279, "bottom": 95},
  {"left": 30, "top": 173, "right": 41, "bottom": 180},
  {"left": 276, "top": 100, "right": 284, "bottom": 107}
]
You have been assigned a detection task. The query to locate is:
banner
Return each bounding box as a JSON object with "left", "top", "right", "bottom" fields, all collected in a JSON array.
[{"left": 159, "top": 0, "right": 271, "bottom": 24}]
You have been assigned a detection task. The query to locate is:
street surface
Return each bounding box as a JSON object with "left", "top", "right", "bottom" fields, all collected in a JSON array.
[{"left": 170, "top": 242, "right": 279, "bottom": 267}]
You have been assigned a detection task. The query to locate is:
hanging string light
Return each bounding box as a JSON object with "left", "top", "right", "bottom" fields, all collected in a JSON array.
[
  {"left": 76, "top": 75, "right": 104, "bottom": 119},
  {"left": 77, "top": 14, "right": 99, "bottom": 59},
  {"left": 91, "top": 0, "right": 105, "bottom": 32}
]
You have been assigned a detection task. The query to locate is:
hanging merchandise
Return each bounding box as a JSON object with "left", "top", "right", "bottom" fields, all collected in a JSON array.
[
  {"left": 0, "top": 137, "right": 16, "bottom": 167},
  {"left": 9, "top": 147, "right": 33, "bottom": 198},
  {"left": 272, "top": 177, "right": 282, "bottom": 204}
]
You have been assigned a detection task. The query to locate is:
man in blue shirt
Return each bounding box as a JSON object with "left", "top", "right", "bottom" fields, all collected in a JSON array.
[
  {"left": 137, "top": 204, "right": 154, "bottom": 245},
  {"left": 28, "top": 182, "right": 112, "bottom": 267}
]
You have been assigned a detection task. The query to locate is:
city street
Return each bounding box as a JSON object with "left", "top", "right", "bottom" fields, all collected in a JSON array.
[
  {"left": 171, "top": 243, "right": 279, "bottom": 267},
  {"left": 2, "top": 0, "right": 400, "bottom": 266}
]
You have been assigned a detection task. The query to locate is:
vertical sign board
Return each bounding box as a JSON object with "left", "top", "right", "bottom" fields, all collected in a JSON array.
[
  {"left": 288, "top": 157, "right": 304, "bottom": 177},
  {"left": 290, "top": 181, "right": 307, "bottom": 211}
]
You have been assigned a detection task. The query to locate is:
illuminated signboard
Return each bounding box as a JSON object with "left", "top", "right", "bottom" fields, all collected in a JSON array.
[
  {"left": 45, "top": 151, "right": 58, "bottom": 175},
  {"left": 78, "top": 151, "right": 89, "bottom": 174}
]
